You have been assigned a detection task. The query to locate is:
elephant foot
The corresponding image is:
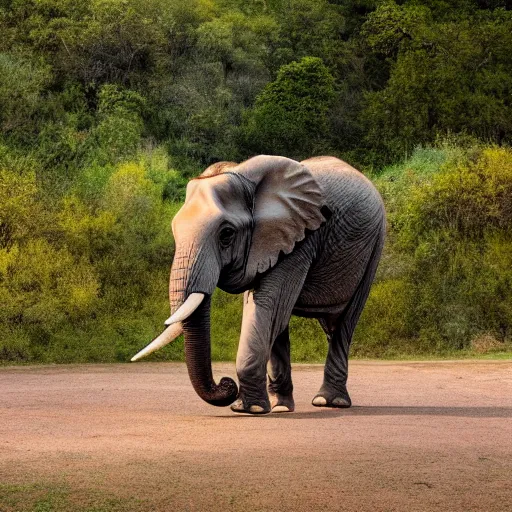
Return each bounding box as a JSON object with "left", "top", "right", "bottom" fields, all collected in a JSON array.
[
  {"left": 269, "top": 391, "right": 295, "bottom": 413},
  {"left": 230, "top": 398, "right": 271, "bottom": 415},
  {"left": 312, "top": 385, "right": 351, "bottom": 408}
]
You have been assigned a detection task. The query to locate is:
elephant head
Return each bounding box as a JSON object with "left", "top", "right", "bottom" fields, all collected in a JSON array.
[{"left": 132, "top": 155, "right": 327, "bottom": 406}]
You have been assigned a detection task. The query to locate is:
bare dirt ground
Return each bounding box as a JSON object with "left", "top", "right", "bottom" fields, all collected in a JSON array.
[{"left": 1, "top": 361, "right": 511, "bottom": 512}]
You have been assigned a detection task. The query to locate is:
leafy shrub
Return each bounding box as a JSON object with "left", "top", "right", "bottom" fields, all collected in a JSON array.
[
  {"left": 0, "top": 53, "right": 51, "bottom": 136},
  {"left": 0, "top": 144, "right": 180, "bottom": 363},
  {"left": 94, "top": 85, "right": 146, "bottom": 163},
  {"left": 354, "top": 145, "right": 512, "bottom": 355},
  {"left": 242, "top": 56, "right": 335, "bottom": 159},
  {"left": 0, "top": 167, "right": 38, "bottom": 249}
]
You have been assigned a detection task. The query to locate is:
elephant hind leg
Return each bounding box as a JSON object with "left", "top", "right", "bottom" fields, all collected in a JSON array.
[
  {"left": 312, "top": 317, "right": 353, "bottom": 408},
  {"left": 268, "top": 326, "right": 295, "bottom": 413},
  {"left": 313, "top": 231, "right": 384, "bottom": 409}
]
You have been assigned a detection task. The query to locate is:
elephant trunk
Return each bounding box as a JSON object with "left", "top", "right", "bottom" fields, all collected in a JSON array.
[
  {"left": 182, "top": 295, "right": 238, "bottom": 406},
  {"left": 169, "top": 242, "right": 237, "bottom": 407}
]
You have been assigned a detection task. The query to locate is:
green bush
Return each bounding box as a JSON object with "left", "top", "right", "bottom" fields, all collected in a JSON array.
[
  {"left": 242, "top": 56, "right": 335, "bottom": 159},
  {"left": 2, "top": 144, "right": 511, "bottom": 362},
  {"left": 353, "top": 145, "right": 512, "bottom": 356},
  {"left": 0, "top": 53, "right": 51, "bottom": 137},
  {"left": 0, "top": 144, "right": 181, "bottom": 363}
]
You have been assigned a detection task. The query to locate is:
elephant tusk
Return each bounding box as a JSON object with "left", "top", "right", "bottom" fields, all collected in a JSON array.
[
  {"left": 164, "top": 293, "right": 205, "bottom": 326},
  {"left": 131, "top": 322, "right": 183, "bottom": 362}
]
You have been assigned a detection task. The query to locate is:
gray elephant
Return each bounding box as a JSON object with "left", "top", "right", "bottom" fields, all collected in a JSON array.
[{"left": 132, "top": 155, "right": 385, "bottom": 414}]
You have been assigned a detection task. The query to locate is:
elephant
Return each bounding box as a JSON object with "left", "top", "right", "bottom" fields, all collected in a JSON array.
[{"left": 132, "top": 155, "right": 385, "bottom": 415}]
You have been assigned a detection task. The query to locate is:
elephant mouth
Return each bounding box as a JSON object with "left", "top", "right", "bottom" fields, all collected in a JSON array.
[{"left": 218, "top": 255, "right": 253, "bottom": 293}]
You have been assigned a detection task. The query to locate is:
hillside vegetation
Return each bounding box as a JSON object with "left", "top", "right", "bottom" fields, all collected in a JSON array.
[{"left": 0, "top": 0, "right": 511, "bottom": 362}]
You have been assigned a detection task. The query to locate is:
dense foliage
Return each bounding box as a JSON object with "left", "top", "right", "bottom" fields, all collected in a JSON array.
[
  {"left": 0, "top": 0, "right": 511, "bottom": 362},
  {"left": 356, "top": 145, "right": 512, "bottom": 357}
]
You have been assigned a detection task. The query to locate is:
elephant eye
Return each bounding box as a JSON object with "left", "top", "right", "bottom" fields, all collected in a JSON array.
[{"left": 219, "top": 226, "right": 236, "bottom": 248}]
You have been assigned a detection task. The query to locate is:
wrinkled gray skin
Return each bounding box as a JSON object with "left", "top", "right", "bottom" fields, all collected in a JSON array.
[{"left": 170, "top": 155, "right": 385, "bottom": 414}]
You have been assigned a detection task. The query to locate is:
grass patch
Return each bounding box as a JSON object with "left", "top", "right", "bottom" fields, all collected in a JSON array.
[{"left": 0, "top": 482, "right": 145, "bottom": 512}]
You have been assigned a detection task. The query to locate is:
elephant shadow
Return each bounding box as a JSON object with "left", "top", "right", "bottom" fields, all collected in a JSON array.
[{"left": 214, "top": 405, "right": 512, "bottom": 419}]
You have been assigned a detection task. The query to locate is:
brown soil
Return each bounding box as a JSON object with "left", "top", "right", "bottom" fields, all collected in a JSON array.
[{"left": 1, "top": 361, "right": 511, "bottom": 511}]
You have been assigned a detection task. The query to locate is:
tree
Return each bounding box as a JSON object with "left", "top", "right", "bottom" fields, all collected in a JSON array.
[
  {"left": 242, "top": 56, "right": 335, "bottom": 159},
  {"left": 362, "top": 2, "right": 512, "bottom": 160}
]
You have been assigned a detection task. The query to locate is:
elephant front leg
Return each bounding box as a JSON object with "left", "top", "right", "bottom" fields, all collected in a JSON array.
[
  {"left": 268, "top": 327, "right": 295, "bottom": 413},
  {"left": 231, "top": 253, "right": 311, "bottom": 415},
  {"left": 231, "top": 290, "right": 273, "bottom": 414}
]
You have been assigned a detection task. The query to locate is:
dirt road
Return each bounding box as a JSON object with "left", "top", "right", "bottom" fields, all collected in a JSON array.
[{"left": 1, "top": 361, "right": 511, "bottom": 511}]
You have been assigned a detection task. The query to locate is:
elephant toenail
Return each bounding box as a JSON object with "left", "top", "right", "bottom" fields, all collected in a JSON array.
[
  {"left": 230, "top": 399, "right": 244, "bottom": 412},
  {"left": 312, "top": 396, "right": 327, "bottom": 406},
  {"left": 272, "top": 405, "right": 291, "bottom": 413}
]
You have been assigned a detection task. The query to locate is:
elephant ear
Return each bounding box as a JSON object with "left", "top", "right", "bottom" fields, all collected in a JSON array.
[{"left": 234, "top": 155, "right": 326, "bottom": 276}]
